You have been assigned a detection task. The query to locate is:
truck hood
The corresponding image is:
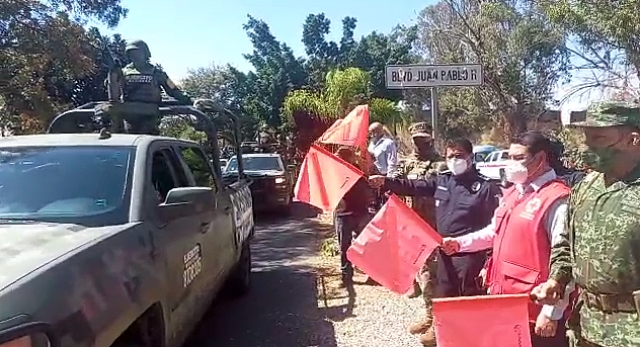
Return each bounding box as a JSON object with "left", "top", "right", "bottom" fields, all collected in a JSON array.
[
  {"left": 225, "top": 170, "right": 285, "bottom": 177},
  {"left": 245, "top": 170, "right": 284, "bottom": 176},
  {"left": 0, "top": 222, "right": 125, "bottom": 292}
]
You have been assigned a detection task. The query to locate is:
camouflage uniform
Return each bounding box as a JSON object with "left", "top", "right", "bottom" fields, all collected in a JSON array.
[
  {"left": 399, "top": 122, "right": 446, "bottom": 337},
  {"left": 549, "top": 102, "right": 640, "bottom": 347},
  {"left": 98, "top": 40, "right": 191, "bottom": 135}
]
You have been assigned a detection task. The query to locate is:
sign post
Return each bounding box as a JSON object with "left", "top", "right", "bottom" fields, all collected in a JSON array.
[{"left": 385, "top": 64, "right": 483, "bottom": 140}]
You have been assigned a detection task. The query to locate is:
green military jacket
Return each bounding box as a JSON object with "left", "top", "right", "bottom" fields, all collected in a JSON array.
[
  {"left": 551, "top": 169, "right": 640, "bottom": 347},
  {"left": 398, "top": 153, "right": 446, "bottom": 227},
  {"left": 122, "top": 63, "right": 165, "bottom": 104}
]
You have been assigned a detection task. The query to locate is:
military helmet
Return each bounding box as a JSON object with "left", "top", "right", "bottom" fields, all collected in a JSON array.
[
  {"left": 125, "top": 40, "right": 151, "bottom": 59},
  {"left": 409, "top": 122, "right": 432, "bottom": 139}
]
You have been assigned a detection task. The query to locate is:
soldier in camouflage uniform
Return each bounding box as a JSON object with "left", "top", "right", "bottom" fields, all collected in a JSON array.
[
  {"left": 98, "top": 40, "right": 192, "bottom": 134},
  {"left": 533, "top": 101, "right": 640, "bottom": 347},
  {"left": 398, "top": 122, "right": 446, "bottom": 337}
]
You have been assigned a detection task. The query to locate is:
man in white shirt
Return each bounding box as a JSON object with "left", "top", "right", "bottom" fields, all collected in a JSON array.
[
  {"left": 368, "top": 122, "right": 398, "bottom": 178},
  {"left": 441, "top": 131, "right": 572, "bottom": 347}
]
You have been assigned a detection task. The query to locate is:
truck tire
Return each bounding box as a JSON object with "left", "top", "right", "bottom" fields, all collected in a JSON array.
[{"left": 226, "top": 242, "right": 251, "bottom": 298}]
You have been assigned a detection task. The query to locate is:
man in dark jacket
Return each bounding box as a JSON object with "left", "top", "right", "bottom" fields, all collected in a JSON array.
[
  {"left": 369, "top": 138, "right": 501, "bottom": 346},
  {"left": 334, "top": 146, "right": 375, "bottom": 287}
]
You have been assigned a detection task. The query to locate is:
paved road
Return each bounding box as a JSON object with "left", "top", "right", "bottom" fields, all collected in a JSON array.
[{"left": 185, "top": 206, "right": 338, "bottom": 347}]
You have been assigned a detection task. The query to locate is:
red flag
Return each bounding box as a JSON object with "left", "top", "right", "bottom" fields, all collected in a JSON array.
[
  {"left": 433, "top": 294, "right": 532, "bottom": 347},
  {"left": 293, "top": 144, "right": 364, "bottom": 212},
  {"left": 319, "top": 105, "right": 369, "bottom": 148},
  {"left": 346, "top": 194, "right": 442, "bottom": 294}
]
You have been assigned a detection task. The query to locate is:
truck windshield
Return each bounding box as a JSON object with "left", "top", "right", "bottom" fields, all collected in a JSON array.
[
  {"left": 0, "top": 146, "right": 134, "bottom": 226},
  {"left": 226, "top": 156, "right": 282, "bottom": 172}
]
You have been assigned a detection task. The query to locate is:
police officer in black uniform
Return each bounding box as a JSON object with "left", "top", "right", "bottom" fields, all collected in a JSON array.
[{"left": 369, "top": 138, "right": 502, "bottom": 298}]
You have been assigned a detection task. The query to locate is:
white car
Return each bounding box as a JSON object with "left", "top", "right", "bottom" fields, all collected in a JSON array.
[{"left": 475, "top": 149, "right": 510, "bottom": 181}]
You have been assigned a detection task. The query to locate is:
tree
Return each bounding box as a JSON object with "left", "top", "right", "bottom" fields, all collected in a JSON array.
[
  {"left": 301, "top": 13, "right": 420, "bottom": 100},
  {"left": 241, "top": 15, "right": 307, "bottom": 128},
  {"left": 67, "top": 28, "right": 129, "bottom": 107},
  {"left": 0, "top": 0, "right": 128, "bottom": 132},
  {"left": 283, "top": 67, "right": 407, "bottom": 155},
  {"left": 539, "top": 0, "right": 640, "bottom": 98},
  {"left": 416, "top": 0, "right": 569, "bottom": 139},
  {"left": 181, "top": 63, "right": 259, "bottom": 140}
]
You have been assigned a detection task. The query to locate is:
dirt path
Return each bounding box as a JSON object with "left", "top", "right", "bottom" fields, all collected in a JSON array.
[
  {"left": 186, "top": 205, "right": 423, "bottom": 347},
  {"left": 315, "top": 224, "right": 425, "bottom": 347}
]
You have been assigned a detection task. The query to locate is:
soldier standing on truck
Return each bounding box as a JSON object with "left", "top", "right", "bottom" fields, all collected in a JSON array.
[{"left": 98, "top": 40, "right": 192, "bottom": 134}]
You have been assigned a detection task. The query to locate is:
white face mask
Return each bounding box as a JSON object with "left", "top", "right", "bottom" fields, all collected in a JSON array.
[
  {"left": 447, "top": 158, "right": 468, "bottom": 176},
  {"left": 505, "top": 160, "right": 528, "bottom": 184}
]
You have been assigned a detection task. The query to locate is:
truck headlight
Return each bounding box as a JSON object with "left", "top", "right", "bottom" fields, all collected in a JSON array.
[{"left": 275, "top": 177, "right": 286, "bottom": 184}]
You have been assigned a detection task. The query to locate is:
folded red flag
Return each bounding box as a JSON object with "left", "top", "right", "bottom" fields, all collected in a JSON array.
[
  {"left": 433, "top": 294, "right": 533, "bottom": 347},
  {"left": 346, "top": 194, "right": 442, "bottom": 294},
  {"left": 319, "top": 105, "right": 369, "bottom": 148},
  {"left": 293, "top": 144, "right": 364, "bottom": 212}
]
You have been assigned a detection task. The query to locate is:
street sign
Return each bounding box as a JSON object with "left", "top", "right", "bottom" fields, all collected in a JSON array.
[{"left": 385, "top": 64, "right": 483, "bottom": 89}]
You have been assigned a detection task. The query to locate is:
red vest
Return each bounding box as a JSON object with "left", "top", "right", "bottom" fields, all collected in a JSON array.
[{"left": 487, "top": 180, "right": 569, "bottom": 322}]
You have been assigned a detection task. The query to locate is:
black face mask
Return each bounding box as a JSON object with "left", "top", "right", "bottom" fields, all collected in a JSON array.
[{"left": 583, "top": 137, "right": 627, "bottom": 172}]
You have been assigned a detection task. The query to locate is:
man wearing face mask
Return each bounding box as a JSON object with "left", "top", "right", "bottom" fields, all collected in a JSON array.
[
  {"left": 441, "top": 131, "right": 571, "bottom": 347},
  {"left": 369, "top": 138, "right": 501, "bottom": 347},
  {"left": 531, "top": 101, "right": 640, "bottom": 347}
]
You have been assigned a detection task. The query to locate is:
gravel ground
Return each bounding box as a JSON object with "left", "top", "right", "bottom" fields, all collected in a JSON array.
[
  {"left": 316, "top": 245, "right": 426, "bottom": 347},
  {"left": 185, "top": 205, "right": 424, "bottom": 347}
]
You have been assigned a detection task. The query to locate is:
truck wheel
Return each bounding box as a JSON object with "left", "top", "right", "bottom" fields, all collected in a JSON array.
[{"left": 226, "top": 242, "right": 251, "bottom": 298}]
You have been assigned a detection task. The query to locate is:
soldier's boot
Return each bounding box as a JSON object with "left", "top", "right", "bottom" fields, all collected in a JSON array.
[
  {"left": 405, "top": 280, "right": 422, "bottom": 299},
  {"left": 408, "top": 305, "right": 433, "bottom": 335},
  {"left": 418, "top": 326, "right": 436, "bottom": 347},
  {"left": 408, "top": 316, "right": 432, "bottom": 335}
]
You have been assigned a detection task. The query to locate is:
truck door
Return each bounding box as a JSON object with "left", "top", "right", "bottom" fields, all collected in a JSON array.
[
  {"left": 175, "top": 144, "right": 235, "bottom": 298},
  {"left": 147, "top": 145, "right": 208, "bottom": 336}
]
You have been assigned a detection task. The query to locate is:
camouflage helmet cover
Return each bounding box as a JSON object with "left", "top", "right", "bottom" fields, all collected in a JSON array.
[
  {"left": 573, "top": 101, "right": 640, "bottom": 128},
  {"left": 409, "top": 122, "right": 432, "bottom": 138},
  {"left": 125, "top": 40, "right": 152, "bottom": 59}
]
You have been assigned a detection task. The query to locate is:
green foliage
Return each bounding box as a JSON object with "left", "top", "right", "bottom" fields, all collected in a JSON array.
[
  {"left": 159, "top": 117, "right": 206, "bottom": 144},
  {"left": 416, "top": 0, "right": 569, "bottom": 139},
  {"left": 369, "top": 98, "right": 406, "bottom": 128},
  {"left": 283, "top": 67, "right": 404, "bottom": 124},
  {"left": 181, "top": 63, "right": 258, "bottom": 140},
  {"left": 539, "top": 0, "right": 640, "bottom": 94},
  {"left": 0, "top": 0, "right": 128, "bottom": 131}
]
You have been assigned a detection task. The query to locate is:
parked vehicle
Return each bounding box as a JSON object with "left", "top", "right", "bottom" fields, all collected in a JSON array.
[
  {"left": 472, "top": 145, "right": 498, "bottom": 163},
  {"left": 475, "top": 149, "right": 510, "bottom": 186},
  {"left": 0, "top": 102, "right": 254, "bottom": 347}
]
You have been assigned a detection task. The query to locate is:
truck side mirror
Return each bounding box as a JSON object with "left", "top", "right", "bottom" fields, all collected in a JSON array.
[
  {"left": 0, "top": 322, "right": 57, "bottom": 347},
  {"left": 158, "top": 187, "right": 213, "bottom": 222}
]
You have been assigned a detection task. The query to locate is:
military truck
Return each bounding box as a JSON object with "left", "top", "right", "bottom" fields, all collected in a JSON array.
[{"left": 0, "top": 102, "right": 254, "bottom": 347}]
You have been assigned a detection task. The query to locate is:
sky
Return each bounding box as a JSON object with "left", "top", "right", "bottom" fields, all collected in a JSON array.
[
  {"left": 95, "top": 0, "right": 427, "bottom": 78},
  {"left": 94, "top": 0, "right": 614, "bottom": 116}
]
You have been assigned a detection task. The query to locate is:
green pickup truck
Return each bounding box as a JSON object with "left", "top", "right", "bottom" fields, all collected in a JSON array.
[{"left": 0, "top": 104, "right": 254, "bottom": 347}]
